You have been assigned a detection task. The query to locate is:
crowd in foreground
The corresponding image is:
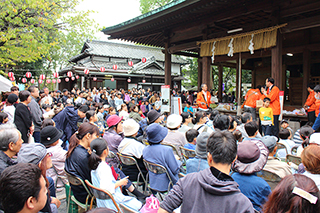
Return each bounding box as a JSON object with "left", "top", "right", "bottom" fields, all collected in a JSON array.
[{"left": 0, "top": 83, "right": 319, "bottom": 213}]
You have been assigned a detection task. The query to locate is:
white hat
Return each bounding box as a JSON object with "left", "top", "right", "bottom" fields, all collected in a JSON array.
[
  {"left": 123, "top": 119, "right": 140, "bottom": 136},
  {"left": 167, "top": 114, "right": 182, "bottom": 129},
  {"left": 310, "top": 133, "right": 320, "bottom": 145}
]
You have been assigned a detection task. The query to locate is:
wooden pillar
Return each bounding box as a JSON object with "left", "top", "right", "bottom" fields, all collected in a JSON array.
[
  {"left": 252, "top": 69, "right": 256, "bottom": 88},
  {"left": 202, "top": 56, "right": 212, "bottom": 90},
  {"left": 302, "top": 49, "right": 311, "bottom": 102},
  {"left": 165, "top": 41, "right": 172, "bottom": 88},
  {"left": 197, "top": 58, "right": 202, "bottom": 91},
  {"left": 218, "top": 64, "right": 223, "bottom": 101},
  {"left": 237, "top": 53, "right": 242, "bottom": 116},
  {"left": 271, "top": 30, "right": 282, "bottom": 89}
]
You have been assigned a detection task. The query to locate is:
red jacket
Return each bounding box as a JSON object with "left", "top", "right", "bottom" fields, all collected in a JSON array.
[
  {"left": 266, "top": 85, "right": 280, "bottom": 115},
  {"left": 304, "top": 90, "right": 316, "bottom": 112},
  {"left": 196, "top": 91, "right": 211, "bottom": 109},
  {"left": 244, "top": 89, "right": 262, "bottom": 108}
]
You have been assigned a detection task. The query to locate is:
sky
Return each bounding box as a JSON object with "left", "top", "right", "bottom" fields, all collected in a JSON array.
[{"left": 76, "top": 0, "right": 142, "bottom": 41}]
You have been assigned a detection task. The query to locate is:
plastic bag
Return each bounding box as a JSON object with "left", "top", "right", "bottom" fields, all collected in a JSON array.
[{"left": 140, "top": 195, "right": 159, "bottom": 213}]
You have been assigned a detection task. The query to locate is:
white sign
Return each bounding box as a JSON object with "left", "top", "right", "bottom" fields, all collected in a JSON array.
[
  {"left": 161, "top": 85, "right": 170, "bottom": 113},
  {"left": 171, "top": 97, "right": 182, "bottom": 115}
]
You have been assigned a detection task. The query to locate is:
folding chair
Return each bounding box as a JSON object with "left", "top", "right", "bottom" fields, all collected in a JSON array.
[
  {"left": 117, "top": 153, "right": 148, "bottom": 192},
  {"left": 286, "top": 154, "right": 302, "bottom": 166},
  {"left": 291, "top": 145, "right": 299, "bottom": 155},
  {"left": 256, "top": 170, "right": 282, "bottom": 191},
  {"left": 51, "top": 165, "right": 68, "bottom": 191},
  {"left": 65, "top": 170, "right": 93, "bottom": 212},
  {"left": 119, "top": 203, "right": 140, "bottom": 213},
  {"left": 276, "top": 142, "right": 288, "bottom": 161},
  {"left": 161, "top": 143, "right": 183, "bottom": 162},
  {"left": 143, "top": 159, "right": 174, "bottom": 201},
  {"left": 180, "top": 146, "right": 196, "bottom": 160}
]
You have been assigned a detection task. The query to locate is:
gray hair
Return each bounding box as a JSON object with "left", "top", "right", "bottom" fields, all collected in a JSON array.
[
  {"left": 0, "top": 123, "right": 20, "bottom": 151},
  {"left": 201, "top": 84, "right": 206, "bottom": 89}
]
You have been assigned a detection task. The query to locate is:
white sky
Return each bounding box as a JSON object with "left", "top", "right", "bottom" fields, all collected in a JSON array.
[{"left": 76, "top": 0, "right": 142, "bottom": 41}]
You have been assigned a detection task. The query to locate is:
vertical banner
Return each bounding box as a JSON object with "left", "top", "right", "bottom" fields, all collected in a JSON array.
[
  {"left": 279, "top": 91, "right": 284, "bottom": 120},
  {"left": 161, "top": 85, "right": 170, "bottom": 113},
  {"left": 171, "top": 97, "right": 182, "bottom": 115}
]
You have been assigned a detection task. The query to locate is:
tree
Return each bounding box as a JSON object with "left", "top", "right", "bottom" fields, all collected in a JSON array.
[
  {"left": 181, "top": 58, "right": 198, "bottom": 88},
  {"left": 139, "top": 0, "right": 173, "bottom": 14}
]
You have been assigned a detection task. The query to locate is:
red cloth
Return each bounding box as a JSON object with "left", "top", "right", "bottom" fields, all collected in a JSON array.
[{"left": 111, "top": 165, "right": 118, "bottom": 180}]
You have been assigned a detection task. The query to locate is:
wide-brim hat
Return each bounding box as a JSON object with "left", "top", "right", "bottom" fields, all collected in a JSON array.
[
  {"left": 107, "top": 115, "right": 123, "bottom": 127},
  {"left": 167, "top": 114, "right": 182, "bottom": 129},
  {"left": 232, "top": 139, "right": 268, "bottom": 174},
  {"left": 146, "top": 123, "right": 168, "bottom": 143},
  {"left": 40, "top": 126, "right": 63, "bottom": 146},
  {"left": 123, "top": 119, "right": 140, "bottom": 136},
  {"left": 147, "top": 110, "right": 161, "bottom": 124}
]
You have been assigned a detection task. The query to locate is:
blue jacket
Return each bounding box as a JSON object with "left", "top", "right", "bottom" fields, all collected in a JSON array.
[
  {"left": 143, "top": 144, "right": 181, "bottom": 192},
  {"left": 137, "top": 118, "right": 148, "bottom": 137},
  {"left": 53, "top": 106, "right": 80, "bottom": 142},
  {"left": 186, "top": 157, "right": 209, "bottom": 174},
  {"left": 313, "top": 115, "right": 320, "bottom": 131}
]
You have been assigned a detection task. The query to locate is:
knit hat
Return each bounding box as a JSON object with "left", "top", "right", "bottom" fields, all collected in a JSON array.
[
  {"left": 196, "top": 132, "right": 210, "bottom": 159},
  {"left": 146, "top": 123, "right": 168, "bottom": 144},
  {"left": 147, "top": 110, "right": 161, "bottom": 124},
  {"left": 40, "top": 126, "right": 63, "bottom": 146},
  {"left": 232, "top": 139, "right": 268, "bottom": 174},
  {"left": 123, "top": 119, "right": 139, "bottom": 136},
  {"left": 261, "top": 136, "right": 278, "bottom": 152},
  {"left": 17, "top": 143, "right": 47, "bottom": 165},
  {"left": 7, "top": 94, "right": 18, "bottom": 104},
  {"left": 166, "top": 114, "right": 182, "bottom": 129},
  {"left": 107, "top": 115, "right": 123, "bottom": 127}
]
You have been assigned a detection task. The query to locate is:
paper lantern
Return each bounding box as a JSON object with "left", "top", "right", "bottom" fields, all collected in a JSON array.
[
  {"left": 57, "top": 79, "right": 61, "bottom": 83},
  {"left": 100, "top": 67, "right": 105, "bottom": 72},
  {"left": 127, "top": 78, "right": 131, "bottom": 83},
  {"left": 30, "top": 79, "right": 35, "bottom": 84},
  {"left": 65, "top": 77, "right": 69, "bottom": 82},
  {"left": 22, "top": 78, "right": 27, "bottom": 83},
  {"left": 25, "top": 72, "right": 32, "bottom": 78},
  {"left": 38, "top": 79, "right": 43, "bottom": 84},
  {"left": 111, "top": 77, "right": 114, "bottom": 82},
  {"left": 142, "top": 57, "right": 147, "bottom": 63},
  {"left": 128, "top": 61, "right": 133, "bottom": 66},
  {"left": 71, "top": 76, "right": 75, "bottom": 81},
  {"left": 67, "top": 71, "right": 72, "bottom": 77},
  {"left": 84, "top": 69, "right": 89, "bottom": 75},
  {"left": 76, "top": 75, "right": 79, "bottom": 79},
  {"left": 93, "top": 77, "right": 97, "bottom": 81},
  {"left": 46, "top": 79, "right": 51, "bottom": 84},
  {"left": 52, "top": 79, "right": 56, "bottom": 84},
  {"left": 53, "top": 72, "right": 59, "bottom": 78},
  {"left": 40, "top": 74, "right": 45, "bottom": 80},
  {"left": 8, "top": 72, "right": 14, "bottom": 78},
  {"left": 10, "top": 77, "right": 15, "bottom": 81},
  {"left": 113, "top": 64, "right": 117, "bottom": 70},
  {"left": 142, "top": 79, "right": 146, "bottom": 83}
]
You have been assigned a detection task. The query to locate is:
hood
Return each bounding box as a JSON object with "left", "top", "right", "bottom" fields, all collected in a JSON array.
[{"left": 197, "top": 168, "right": 240, "bottom": 195}]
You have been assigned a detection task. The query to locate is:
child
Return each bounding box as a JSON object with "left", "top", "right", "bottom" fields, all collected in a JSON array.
[
  {"left": 89, "top": 138, "right": 142, "bottom": 211},
  {"left": 244, "top": 121, "right": 260, "bottom": 140},
  {"left": 259, "top": 97, "right": 273, "bottom": 136},
  {"left": 278, "top": 129, "right": 295, "bottom": 159},
  {"left": 184, "top": 129, "right": 199, "bottom": 150},
  {"left": 184, "top": 101, "right": 194, "bottom": 116},
  {"left": 0, "top": 112, "right": 8, "bottom": 124},
  {"left": 280, "top": 119, "right": 293, "bottom": 139}
]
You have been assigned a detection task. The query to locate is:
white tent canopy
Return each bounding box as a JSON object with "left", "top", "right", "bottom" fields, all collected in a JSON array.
[{"left": 0, "top": 75, "right": 13, "bottom": 92}]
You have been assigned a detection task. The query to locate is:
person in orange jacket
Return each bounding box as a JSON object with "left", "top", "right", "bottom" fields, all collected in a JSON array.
[
  {"left": 196, "top": 84, "right": 211, "bottom": 111},
  {"left": 303, "top": 83, "right": 316, "bottom": 123},
  {"left": 261, "top": 77, "right": 280, "bottom": 137},
  {"left": 243, "top": 85, "right": 262, "bottom": 121}
]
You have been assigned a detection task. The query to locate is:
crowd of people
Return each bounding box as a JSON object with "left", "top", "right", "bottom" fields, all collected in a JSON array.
[{"left": 0, "top": 77, "right": 319, "bottom": 213}]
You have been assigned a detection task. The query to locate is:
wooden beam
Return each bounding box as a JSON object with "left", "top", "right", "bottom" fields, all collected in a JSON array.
[
  {"left": 164, "top": 41, "right": 172, "bottom": 88},
  {"left": 283, "top": 15, "right": 320, "bottom": 33},
  {"left": 202, "top": 56, "right": 212, "bottom": 90},
  {"left": 271, "top": 30, "right": 282, "bottom": 89},
  {"left": 280, "top": 1, "right": 320, "bottom": 18},
  {"left": 161, "top": 49, "right": 199, "bottom": 58},
  {"left": 168, "top": 41, "right": 198, "bottom": 53},
  {"left": 218, "top": 64, "right": 223, "bottom": 101}
]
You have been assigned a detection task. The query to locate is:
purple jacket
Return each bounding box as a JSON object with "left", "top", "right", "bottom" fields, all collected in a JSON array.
[{"left": 103, "top": 129, "right": 124, "bottom": 166}]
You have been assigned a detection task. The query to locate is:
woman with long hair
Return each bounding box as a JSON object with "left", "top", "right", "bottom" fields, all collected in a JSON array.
[
  {"left": 192, "top": 111, "right": 213, "bottom": 134},
  {"left": 128, "top": 105, "right": 142, "bottom": 123},
  {"left": 119, "top": 104, "right": 129, "bottom": 121},
  {"left": 301, "top": 144, "right": 320, "bottom": 189}
]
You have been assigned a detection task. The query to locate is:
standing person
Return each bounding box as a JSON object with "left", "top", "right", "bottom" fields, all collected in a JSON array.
[
  {"left": 304, "top": 83, "right": 317, "bottom": 123},
  {"left": 28, "top": 86, "right": 43, "bottom": 143},
  {"left": 14, "top": 90, "right": 34, "bottom": 144},
  {"left": 154, "top": 96, "right": 162, "bottom": 113},
  {"left": 261, "top": 77, "right": 280, "bottom": 137},
  {"left": 196, "top": 84, "right": 211, "bottom": 111},
  {"left": 40, "top": 87, "right": 53, "bottom": 106},
  {"left": 259, "top": 97, "right": 273, "bottom": 136},
  {"left": 3, "top": 93, "right": 18, "bottom": 124},
  {"left": 243, "top": 85, "right": 262, "bottom": 121},
  {"left": 312, "top": 85, "right": 320, "bottom": 131}
]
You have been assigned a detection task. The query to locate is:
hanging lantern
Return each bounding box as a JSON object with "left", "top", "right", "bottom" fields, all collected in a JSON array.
[
  {"left": 65, "top": 77, "right": 69, "bottom": 82},
  {"left": 8, "top": 72, "right": 14, "bottom": 78},
  {"left": 113, "top": 64, "right": 117, "bottom": 70},
  {"left": 111, "top": 77, "right": 114, "bottom": 82},
  {"left": 40, "top": 74, "right": 45, "bottom": 80},
  {"left": 57, "top": 79, "right": 61, "bottom": 83},
  {"left": 10, "top": 77, "right": 15, "bottom": 81},
  {"left": 30, "top": 79, "right": 35, "bottom": 84},
  {"left": 76, "top": 75, "right": 79, "bottom": 79},
  {"left": 93, "top": 77, "right": 97, "bottom": 81},
  {"left": 52, "top": 79, "right": 56, "bottom": 84},
  {"left": 25, "top": 72, "right": 32, "bottom": 78},
  {"left": 127, "top": 78, "right": 131, "bottom": 83},
  {"left": 67, "top": 71, "right": 72, "bottom": 77},
  {"left": 100, "top": 67, "right": 105, "bottom": 72},
  {"left": 141, "top": 57, "right": 147, "bottom": 63},
  {"left": 84, "top": 69, "right": 89, "bottom": 75},
  {"left": 38, "top": 79, "right": 43, "bottom": 84},
  {"left": 46, "top": 79, "right": 51, "bottom": 84},
  {"left": 22, "top": 78, "right": 27, "bottom": 83},
  {"left": 71, "top": 76, "right": 75, "bottom": 81},
  {"left": 128, "top": 61, "right": 133, "bottom": 66},
  {"left": 53, "top": 72, "right": 59, "bottom": 78},
  {"left": 142, "top": 79, "right": 146, "bottom": 83}
]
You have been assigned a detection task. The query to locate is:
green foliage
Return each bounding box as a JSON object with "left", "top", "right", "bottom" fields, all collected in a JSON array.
[
  {"left": 181, "top": 58, "right": 198, "bottom": 88},
  {"left": 139, "top": 0, "right": 173, "bottom": 14}
]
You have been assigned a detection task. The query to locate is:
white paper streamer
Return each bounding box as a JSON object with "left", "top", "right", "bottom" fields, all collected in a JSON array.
[
  {"left": 248, "top": 34, "right": 254, "bottom": 54},
  {"left": 227, "top": 38, "right": 234, "bottom": 57},
  {"left": 211, "top": 41, "right": 216, "bottom": 63}
]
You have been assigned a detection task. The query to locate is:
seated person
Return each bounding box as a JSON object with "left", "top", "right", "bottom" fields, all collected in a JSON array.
[
  {"left": 158, "top": 130, "right": 254, "bottom": 213},
  {"left": 280, "top": 119, "right": 293, "bottom": 139},
  {"left": 163, "top": 114, "right": 187, "bottom": 149},
  {"left": 261, "top": 136, "right": 292, "bottom": 178},
  {"left": 232, "top": 139, "right": 271, "bottom": 211},
  {"left": 296, "top": 126, "right": 314, "bottom": 156},
  {"left": 213, "top": 114, "right": 230, "bottom": 131},
  {"left": 143, "top": 123, "right": 181, "bottom": 192},
  {"left": 183, "top": 101, "right": 193, "bottom": 116},
  {"left": 236, "top": 113, "right": 262, "bottom": 139},
  {"left": 243, "top": 121, "right": 261, "bottom": 141},
  {"left": 186, "top": 132, "right": 210, "bottom": 174},
  {"left": 184, "top": 129, "right": 199, "bottom": 150},
  {"left": 118, "top": 119, "right": 147, "bottom": 182},
  {"left": 301, "top": 144, "right": 320, "bottom": 190},
  {"left": 278, "top": 129, "right": 295, "bottom": 159}
]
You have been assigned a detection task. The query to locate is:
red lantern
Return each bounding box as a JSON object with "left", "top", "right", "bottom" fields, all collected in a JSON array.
[
  {"left": 10, "top": 77, "right": 15, "bottom": 81},
  {"left": 111, "top": 77, "right": 114, "bottom": 82},
  {"left": 25, "top": 72, "right": 32, "bottom": 78},
  {"left": 30, "top": 79, "right": 35, "bottom": 84},
  {"left": 71, "top": 77, "right": 75, "bottom": 81},
  {"left": 65, "top": 78, "right": 69, "bottom": 82},
  {"left": 67, "top": 71, "right": 72, "bottom": 77},
  {"left": 22, "top": 78, "right": 27, "bottom": 83},
  {"left": 142, "top": 79, "right": 146, "bottom": 83},
  {"left": 93, "top": 77, "right": 97, "bottom": 81},
  {"left": 127, "top": 78, "right": 131, "bottom": 83},
  {"left": 38, "top": 79, "right": 43, "bottom": 84},
  {"left": 100, "top": 67, "right": 105, "bottom": 72},
  {"left": 142, "top": 57, "right": 147, "bottom": 63},
  {"left": 57, "top": 79, "right": 61, "bottom": 83},
  {"left": 113, "top": 64, "right": 117, "bottom": 70},
  {"left": 52, "top": 79, "right": 56, "bottom": 84},
  {"left": 128, "top": 61, "right": 133, "bottom": 66},
  {"left": 40, "top": 74, "right": 45, "bottom": 80},
  {"left": 84, "top": 69, "right": 89, "bottom": 75},
  {"left": 76, "top": 75, "right": 79, "bottom": 79},
  {"left": 46, "top": 79, "right": 51, "bottom": 84},
  {"left": 8, "top": 72, "right": 14, "bottom": 78},
  {"left": 53, "top": 72, "right": 59, "bottom": 78}
]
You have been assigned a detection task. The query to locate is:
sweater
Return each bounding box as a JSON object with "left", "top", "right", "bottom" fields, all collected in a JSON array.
[
  {"left": 259, "top": 107, "right": 273, "bottom": 125},
  {"left": 28, "top": 97, "right": 43, "bottom": 132}
]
